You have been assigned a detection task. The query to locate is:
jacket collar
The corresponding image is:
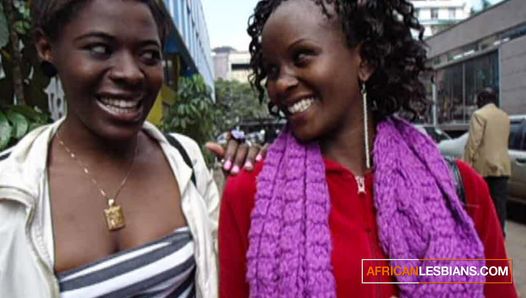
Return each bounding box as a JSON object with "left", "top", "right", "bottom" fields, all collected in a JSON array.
[
  {"left": 141, "top": 122, "right": 194, "bottom": 193},
  {"left": 0, "top": 120, "right": 193, "bottom": 206},
  {"left": 0, "top": 119, "right": 62, "bottom": 207}
]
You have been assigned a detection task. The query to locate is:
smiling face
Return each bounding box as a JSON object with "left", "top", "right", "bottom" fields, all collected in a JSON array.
[
  {"left": 38, "top": 0, "right": 164, "bottom": 140},
  {"left": 262, "top": 0, "right": 371, "bottom": 142}
]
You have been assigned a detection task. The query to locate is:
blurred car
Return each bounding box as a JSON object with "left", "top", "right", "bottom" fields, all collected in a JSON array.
[
  {"left": 246, "top": 130, "right": 266, "bottom": 145},
  {"left": 439, "top": 133, "right": 469, "bottom": 157},
  {"left": 215, "top": 132, "right": 229, "bottom": 146},
  {"left": 508, "top": 115, "right": 526, "bottom": 204},
  {"left": 438, "top": 115, "right": 526, "bottom": 204},
  {"left": 415, "top": 124, "right": 452, "bottom": 143},
  {"left": 215, "top": 129, "right": 268, "bottom": 146}
]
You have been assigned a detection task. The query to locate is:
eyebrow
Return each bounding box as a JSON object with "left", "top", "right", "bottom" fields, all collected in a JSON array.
[
  {"left": 74, "top": 31, "right": 115, "bottom": 42},
  {"left": 74, "top": 31, "right": 160, "bottom": 47},
  {"left": 287, "top": 38, "right": 312, "bottom": 51}
]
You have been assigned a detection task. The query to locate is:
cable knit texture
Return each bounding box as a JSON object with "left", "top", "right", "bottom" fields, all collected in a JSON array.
[{"left": 247, "top": 117, "right": 485, "bottom": 298}]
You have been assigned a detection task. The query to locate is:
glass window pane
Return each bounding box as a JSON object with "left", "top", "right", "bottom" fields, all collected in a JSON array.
[
  {"left": 436, "top": 64, "right": 463, "bottom": 124},
  {"left": 464, "top": 51, "right": 499, "bottom": 120}
]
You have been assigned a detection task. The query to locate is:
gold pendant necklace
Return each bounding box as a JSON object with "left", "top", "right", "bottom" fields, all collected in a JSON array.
[{"left": 55, "top": 132, "right": 137, "bottom": 231}]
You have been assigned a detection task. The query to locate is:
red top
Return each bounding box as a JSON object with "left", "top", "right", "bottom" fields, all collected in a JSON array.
[{"left": 219, "top": 159, "right": 517, "bottom": 298}]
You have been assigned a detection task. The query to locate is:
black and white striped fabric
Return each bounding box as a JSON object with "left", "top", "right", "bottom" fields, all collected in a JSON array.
[{"left": 58, "top": 227, "right": 196, "bottom": 298}]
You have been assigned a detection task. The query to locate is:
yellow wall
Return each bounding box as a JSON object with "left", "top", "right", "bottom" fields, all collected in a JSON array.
[
  {"left": 146, "top": 55, "right": 180, "bottom": 126},
  {"left": 146, "top": 84, "right": 178, "bottom": 126}
]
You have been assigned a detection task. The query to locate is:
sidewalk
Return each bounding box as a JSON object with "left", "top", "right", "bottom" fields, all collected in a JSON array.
[{"left": 506, "top": 220, "right": 526, "bottom": 297}]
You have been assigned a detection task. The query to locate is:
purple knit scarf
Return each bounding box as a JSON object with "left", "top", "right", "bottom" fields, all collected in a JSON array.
[{"left": 247, "top": 117, "right": 484, "bottom": 298}]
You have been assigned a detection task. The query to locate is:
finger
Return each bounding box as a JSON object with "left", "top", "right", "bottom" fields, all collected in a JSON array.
[
  {"left": 231, "top": 143, "right": 249, "bottom": 175},
  {"left": 205, "top": 142, "right": 225, "bottom": 159},
  {"left": 223, "top": 139, "right": 239, "bottom": 171},
  {"left": 243, "top": 144, "right": 261, "bottom": 171},
  {"left": 256, "top": 143, "right": 269, "bottom": 162}
]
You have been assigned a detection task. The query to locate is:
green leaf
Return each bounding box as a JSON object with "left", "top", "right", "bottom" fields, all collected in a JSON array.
[
  {"left": 28, "top": 122, "right": 42, "bottom": 132},
  {"left": 0, "top": 111, "right": 13, "bottom": 150},
  {"left": 9, "top": 105, "right": 49, "bottom": 123},
  {"left": 6, "top": 109, "right": 28, "bottom": 139}
]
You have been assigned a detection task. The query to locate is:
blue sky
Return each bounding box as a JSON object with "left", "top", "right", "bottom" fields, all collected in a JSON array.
[
  {"left": 201, "top": 0, "right": 503, "bottom": 51},
  {"left": 201, "top": 0, "right": 259, "bottom": 51}
]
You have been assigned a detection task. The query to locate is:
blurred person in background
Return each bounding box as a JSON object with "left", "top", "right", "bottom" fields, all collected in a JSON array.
[{"left": 464, "top": 88, "right": 511, "bottom": 234}]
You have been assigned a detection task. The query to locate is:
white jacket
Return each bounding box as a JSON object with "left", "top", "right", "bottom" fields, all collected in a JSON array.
[{"left": 0, "top": 120, "right": 219, "bottom": 298}]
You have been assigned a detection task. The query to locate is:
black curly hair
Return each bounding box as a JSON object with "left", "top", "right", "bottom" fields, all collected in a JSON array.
[{"left": 247, "top": 0, "right": 430, "bottom": 121}]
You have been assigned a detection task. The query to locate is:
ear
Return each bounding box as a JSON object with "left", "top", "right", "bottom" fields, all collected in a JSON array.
[
  {"left": 355, "top": 44, "right": 375, "bottom": 82},
  {"left": 358, "top": 60, "right": 374, "bottom": 82},
  {"left": 34, "top": 29, "right": 54, "bottom": 63}
]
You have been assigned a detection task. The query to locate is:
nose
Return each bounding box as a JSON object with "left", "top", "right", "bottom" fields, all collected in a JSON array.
[
  {"left": 109, "top": 52, "right": 144, "bottom": 86},
  {"left": 271, "top": 69, "right": 299, "bottom": 98}
]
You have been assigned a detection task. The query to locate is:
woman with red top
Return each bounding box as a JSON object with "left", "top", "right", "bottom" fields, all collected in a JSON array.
[{"left": 219, "top": 0, "right": 518, "bottom": 297}]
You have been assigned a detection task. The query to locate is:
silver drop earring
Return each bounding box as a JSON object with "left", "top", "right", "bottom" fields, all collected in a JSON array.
[{"left": 361, "top": 82, "right": 371, "bottom": 170}]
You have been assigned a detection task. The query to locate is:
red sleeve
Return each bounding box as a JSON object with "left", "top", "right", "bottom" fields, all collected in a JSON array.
[
  {"left": 457, "top": 160, "right": 518, "bottom": 298},
  {"left": 218, "top": 163, "right": 262, "bottom": 298}
]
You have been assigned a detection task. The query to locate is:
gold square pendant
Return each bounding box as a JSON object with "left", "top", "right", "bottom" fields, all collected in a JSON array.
[{"left": 104, "top": 204, "right": 125, "bottom": 231}]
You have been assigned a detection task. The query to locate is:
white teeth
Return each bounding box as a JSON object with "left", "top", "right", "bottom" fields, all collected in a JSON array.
[
  {"left": 288, "top": 98, "right": 315, "bottom": 114},
  {"left": 98, "top": 97, "right": 140, "bottom": 113}
]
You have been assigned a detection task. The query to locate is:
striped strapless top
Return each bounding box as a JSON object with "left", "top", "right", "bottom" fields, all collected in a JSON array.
[{"left": 57, "top": 227, "right": 195, "bottom": 298}]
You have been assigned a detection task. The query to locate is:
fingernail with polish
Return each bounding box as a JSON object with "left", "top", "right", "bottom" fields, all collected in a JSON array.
[
  {"left": 231, "top": 165, "right": 240, "bottom": 174},
  {"left": 223, "top": 160, "right": 232, "bottom": 170},
  {"left": 244, "top": 161, "right": 253, "bottom": 170},
  {"left": 255, "top": 154, "right": 262, "bottom": 162}
]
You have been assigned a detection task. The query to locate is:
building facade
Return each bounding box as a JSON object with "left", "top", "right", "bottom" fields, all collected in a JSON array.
[
  {"left": 163, "top": 0, "right": 214, "bottom": 89},
  {"left": 411, "top": 0, "right": 471, "bottom": 37},
  {"left": 212, "top": 48, "right": 251, "bottom": 83},
  {"left": 425, "top": 0, "right": 526, "bottom": 132}
]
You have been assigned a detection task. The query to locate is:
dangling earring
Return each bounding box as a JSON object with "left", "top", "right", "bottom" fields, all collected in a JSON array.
[
  {"left": 40, "top": 60, "right": 57, "bottom": 77},
  {"left": 268, "top": 101, "right": 280, "bottom": 117},
  {"left": 268, "top": 101, "right": 286, "bottom": 119},
  {"left": 361, "top": 82, "right": 371, "bottom": 170}
]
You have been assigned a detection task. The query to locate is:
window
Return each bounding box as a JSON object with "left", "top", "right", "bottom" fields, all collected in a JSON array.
[
  {"left": 449, "top": 8, "right": 456, "bottom": 19},
  {"left": 464, "top": 52, "right": 499, "bottom": 116},
  {"left": 435, "top": 64, "right": 464, "bottom": 123},
  {"left": 231, "top": 63, "right": 250, "bottom": 70},
  {"left": 432, "top": 51, "right": 499, "bottom": 125},
  {"left": 431, "top": 8, "right": 439, "bottom": 20}
]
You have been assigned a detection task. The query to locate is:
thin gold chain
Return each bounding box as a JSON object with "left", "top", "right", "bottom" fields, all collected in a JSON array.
[{"left": 55, "top": 132, "right": 138, "bottom": 201}]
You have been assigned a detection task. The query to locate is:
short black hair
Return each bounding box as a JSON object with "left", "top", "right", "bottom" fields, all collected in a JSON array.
[
  {"left": 247, "top": 0, "right": 430, "bottom": 121},
  {"left": 31, "top": 0, "right": 173, "bottom": 46},
  {"left": 477, "top": 87, "right": 498, "bottom": 107}
]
